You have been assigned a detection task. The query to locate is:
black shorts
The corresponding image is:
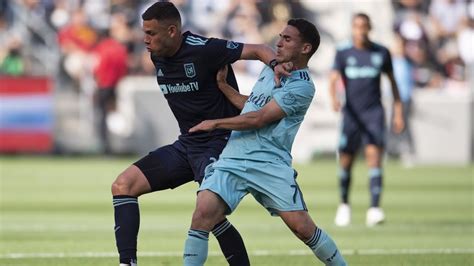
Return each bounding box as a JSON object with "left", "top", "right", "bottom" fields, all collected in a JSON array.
[
  {"left": 339, "top": 106, "right": 385, "bottom": 154},
  {"left": 133, "top": 135, "right": 228, "bottom": 191}
]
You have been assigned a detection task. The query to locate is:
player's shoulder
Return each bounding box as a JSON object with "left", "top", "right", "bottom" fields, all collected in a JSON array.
[
  {"left": 285, "top": 68, "right": 315, "bottom": 90},
  {"left": 183, "top": 31, "right": 210, "bottom": 47},
  {"left": 370, "top": 41, "right": 390, "bottom": 53},
  {"left": 335, "top": 40, "right": 353, "bottom": 52}
]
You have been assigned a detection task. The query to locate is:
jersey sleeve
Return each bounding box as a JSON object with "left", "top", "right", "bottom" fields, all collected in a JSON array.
[
  {"left": 332, "top": 50, "right": 344, "bottom": 73},
  {"left": 381, "top": 47, "right": 394, "bottom": 73},
  {"left": 272, "top": 79, "right": 315, "bottom": 117},
  {"left": 202, "top": 38, "right": 244, "bottom": 70}
]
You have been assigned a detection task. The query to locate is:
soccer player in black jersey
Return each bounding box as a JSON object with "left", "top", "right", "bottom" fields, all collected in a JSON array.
[
  {"left": 111, "top": 2, "right": 289, "bottom": 266},
  {"left": 329, "top": 13, "right": 404, "bottom": 227}
]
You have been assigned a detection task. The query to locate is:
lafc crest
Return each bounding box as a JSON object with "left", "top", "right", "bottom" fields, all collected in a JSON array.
[{"left": 184, "top": 63, "right": 196, "bottom": 78}]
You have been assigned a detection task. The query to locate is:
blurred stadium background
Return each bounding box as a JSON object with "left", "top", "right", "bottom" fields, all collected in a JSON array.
[{"left": 0, "top": 0, "right": 473, "bottom": 265}]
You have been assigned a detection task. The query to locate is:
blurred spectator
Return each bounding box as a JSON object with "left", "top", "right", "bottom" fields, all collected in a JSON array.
[
  {"left": 395, "top": 11, "right": 444, "bottom": 88},
  {"left": 388, "top": 34, "right": 415, "bottom": 166},
  {"left": 223, "top": 0, "right": 263, "bottom": 75},
  {"left": 57, "top": 8, "right": 97, "bottom": 85},
  {"left": 457, "top": 2, "right": 474, "bottom": 74},
  {"left": 429, "top": 0, "right": 468, "bottom": 81},
  {"left": 0, "top": 7, "right": 25, "bottom": 76},
  {"left": 0, "top": 37, "right": 26, "bottom": 76},
  {"left": 92, "top": 30, "right": 128, "bottom": 154}
]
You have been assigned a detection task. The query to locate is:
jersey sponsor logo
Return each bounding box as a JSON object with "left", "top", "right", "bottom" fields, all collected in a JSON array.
[
  {"left": 371, "top": 53, "right": 383, "bottom": 67},
  {"left": 247, "top": 91, "right": 271, "bottom": 107},
  {"left": 157, "top": 69, "right": 164, "bottom": 77},
  {"left": 347, "top": 56, "right": 357, "bottom": 66},
  {"left": 282, "top": 92, "right": 296, "bottom": 105},
  {"left": 185, "top": 35, "right": 208, "bottom": 46},
  {"left": 344, "top": 66, "right": 379, "bottom": 79},
  {"left": 184, "top": 63, "right": 196, "bottom": 78},
  {"left": 226, "top": 41, "right": 239, "bottom": 49},
  {"left": 159, "top": 81, "right": 199, "bottom": 94}
]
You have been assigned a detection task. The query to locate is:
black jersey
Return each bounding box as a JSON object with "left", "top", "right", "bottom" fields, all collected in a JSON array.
[
  {"left": 151, "top": 31, "right": 244, "bottom": 140},
  {"left": 332, "top": 41, "right": 393, "bottom": 112}
]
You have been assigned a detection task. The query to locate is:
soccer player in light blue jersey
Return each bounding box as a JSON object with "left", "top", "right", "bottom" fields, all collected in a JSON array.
[{"left": 182, "top": 18, "right": 347, "bottom": 266}]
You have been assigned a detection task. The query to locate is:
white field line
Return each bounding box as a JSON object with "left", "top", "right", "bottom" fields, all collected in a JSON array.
[{"left": 1, "top": 248, "right": 473, "bottom": 259}]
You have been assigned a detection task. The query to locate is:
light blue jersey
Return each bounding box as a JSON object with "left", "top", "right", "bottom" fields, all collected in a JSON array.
[
  {"left": 219, "top": 66, "right": 315, "bottom": 166},
  {"left": 200, "top": 66, "right": 315, "bottom": 216}
]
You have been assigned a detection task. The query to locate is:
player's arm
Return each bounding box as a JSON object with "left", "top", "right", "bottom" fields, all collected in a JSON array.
[
  {"left": 386, "top": 70, "right": 405, "bottom": 134},
  {"left": 240, "top": 44, "right": 291, "bottom": 86},
  {"left": 328, "top": 70, "right": 342, "bottom": 112},
  {"left": 189, "top": 100, "right": 285, "bottom": 133},
  {"left": 217, "top": 65, "right": 248, "bottom": 110}
]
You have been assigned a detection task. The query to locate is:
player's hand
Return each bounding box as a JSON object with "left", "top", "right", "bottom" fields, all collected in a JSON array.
[
  {"left": 392, "top": 113, "right": 405, "bottom": 134},
  {"left": 189, "top": 120, "right": 217, "bottom": 133},
  {"left": 274, "top": 62, "right": 293, "bottom": 87},
  {"left": 216, "top": 65, "right": 228, "bottom": 85}
]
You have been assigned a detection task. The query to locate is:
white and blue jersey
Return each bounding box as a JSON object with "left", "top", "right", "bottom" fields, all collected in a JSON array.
[
  {"left": 200, "top": 66, "right": 315, "bottom": 216},
  {"left": 219, "top": 66, "right": 315, "bottom": 166}
]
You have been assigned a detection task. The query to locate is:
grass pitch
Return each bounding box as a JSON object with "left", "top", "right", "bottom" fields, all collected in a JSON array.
[{"left": 0, "top": 156, "right": 472, "bottom": 265}]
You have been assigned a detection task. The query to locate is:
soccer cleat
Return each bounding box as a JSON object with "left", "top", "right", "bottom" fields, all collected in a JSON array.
[
  {"left": 366, "top": 207, "right": 385, "bottom": 227},
  {"left": 119, "top": 259, "right": 137, "bottom": 266},
  {"left": 334, "top": 204, "right": 351, "bottom": 227}
]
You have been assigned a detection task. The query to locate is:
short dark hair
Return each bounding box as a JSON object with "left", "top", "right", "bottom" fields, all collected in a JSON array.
[
  {"left": 141, "top": 1, "right": 181, "bottom": 25},
  {"left": 352, "top": 12, "right": 371, "bottom": 29},
  {"left": 287, "top": 18, "right": 320, "bottom": 57}
]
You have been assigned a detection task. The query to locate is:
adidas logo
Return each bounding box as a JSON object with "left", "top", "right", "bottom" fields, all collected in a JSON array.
[{"left": 157, "top": 69, "right": 164, "bottom": 77}]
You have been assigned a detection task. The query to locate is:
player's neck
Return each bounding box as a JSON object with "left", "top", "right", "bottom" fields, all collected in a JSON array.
[
  {"left": 353, "top": 38, "right": 370, "bottom": 49},
  {"left": 292, "top": 59, "right": 308, "bottom": 71},
  {"left": 168, "top": 34, "right": 183, "bottom": 57}
]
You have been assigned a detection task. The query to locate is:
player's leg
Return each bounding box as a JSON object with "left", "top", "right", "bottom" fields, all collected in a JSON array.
[
  {"left": 335, "top": 113, "right": 360, "bottom": 226},
  {"left": 111, "top": 165, "right": 150, "bottom": 266},
  {"left": 279, "top": 211, "right": 347, "bottom": 266},
  {"left": 183, "top": 190, "right": 229, "bottom": 266},
  {"left": 364, "top": 144, "right": 385, "bottom": 226},
  {"left": 189, "top": 141, "right": 250, "bottom": 266},
  {"left": 111, "top": 142, "right": 193, "bottom": 265},
  {"left": 184, "top": 166, "right": 245, "bottom": 266},
  {"left": 363, "top": 109, "right": 386, "bottom": 226}
]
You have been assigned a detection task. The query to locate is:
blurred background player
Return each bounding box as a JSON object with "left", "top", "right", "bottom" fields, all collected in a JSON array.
[
  {"left": 183, "top": 18, "right": 346, "bottom": 266},
  {"left": 328, "top": 13, "right": 404, "bottom": 227},
  {"left": 110, "top": 2, "right": 290, "bottom": 266}
]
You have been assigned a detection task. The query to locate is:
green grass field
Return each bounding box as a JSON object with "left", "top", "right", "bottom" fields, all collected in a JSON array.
[{"left": 0, "top": 156, "right": 473, "bottom": 265}]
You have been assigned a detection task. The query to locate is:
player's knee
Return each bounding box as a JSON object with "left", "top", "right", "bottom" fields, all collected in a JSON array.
[
  {"left": 111, "top": 173, "right": 133, "bottom": 196},
  {"left": 191, "top": 205, "right": 218, "bottom": 230}
]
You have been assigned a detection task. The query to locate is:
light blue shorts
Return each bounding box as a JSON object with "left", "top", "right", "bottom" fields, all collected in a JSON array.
[{"left": 198, "top": 158, "right": 307, "bottom": 216}]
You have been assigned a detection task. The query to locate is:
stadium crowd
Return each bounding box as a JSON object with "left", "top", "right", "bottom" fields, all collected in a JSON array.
[
  {"left": 0, "top": 0, "right": 472, "bottom": 156},
  {"left": 1, "top": 0, "right": 472, "bottom": 86}
]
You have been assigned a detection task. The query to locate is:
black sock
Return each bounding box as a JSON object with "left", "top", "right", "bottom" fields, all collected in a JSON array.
[
  {"left": 212, "top": 219, "right": 250, "bottom": 266},
  {"left": 369, "top": 168, "right": 383, "bottom": 207},
  {"left": 113, "top": 195, "right": 139, "bottom": 264},
  {"left": 338, "top": 168, "right": 351, "bottom": 204}
]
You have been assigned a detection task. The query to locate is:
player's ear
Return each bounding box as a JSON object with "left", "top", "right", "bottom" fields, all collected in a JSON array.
[
  {"left": 168, "top": 24, "right": 178, "bottom": 37},
  {"left": 301, "top": 43, "right": 312, "bottom": 56}
]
